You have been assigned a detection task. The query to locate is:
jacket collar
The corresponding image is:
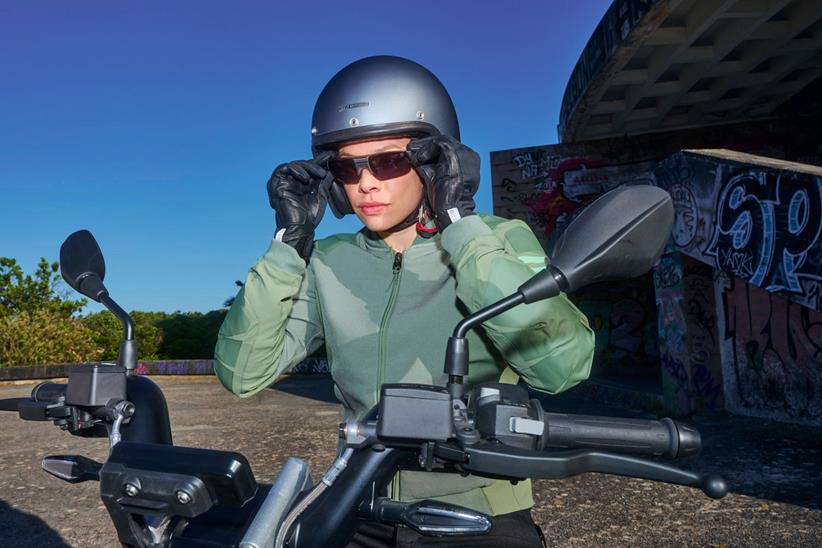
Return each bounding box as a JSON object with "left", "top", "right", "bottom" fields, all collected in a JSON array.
[{"left": 358, "top": 226, "right": 443, "bottom": 259}]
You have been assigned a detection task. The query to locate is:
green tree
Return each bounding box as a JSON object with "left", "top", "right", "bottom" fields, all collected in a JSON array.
[
  {"left": 0, "top": 257, "right": 96, "bottom": 366},
  {"left": 0, "top": 309, "right": 101, "bottom": 366},
  {"left": 0, "top": 257, "right": 86, "bottom": 318},
  {"left": 81, "top": 310, "right": 163, "bottom": 361},
  {"left": 156, "top": 310, "right": 227, "bottom": 359}
]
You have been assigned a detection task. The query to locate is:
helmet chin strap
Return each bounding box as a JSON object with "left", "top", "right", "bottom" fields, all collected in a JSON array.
[
  {"left": 394, "top": 200, "right": 423, "bottom": 232},
  {"left": 365, "top": 198, "right": 438, "bottom": 240}
]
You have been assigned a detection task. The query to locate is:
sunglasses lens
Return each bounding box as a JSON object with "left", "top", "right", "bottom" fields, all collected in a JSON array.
[
  {"left": 328, "top": 158, "right": 359, "bottom": 185},
  {"left": 369, "top": 151, "right": 413, "bottom": 181},
  {"left": 330, "top": 151, "right": 414, "bottom": 184}
]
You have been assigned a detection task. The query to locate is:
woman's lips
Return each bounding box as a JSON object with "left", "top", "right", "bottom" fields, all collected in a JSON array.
[{"left": 359, "top": 202, "right": 388, "bottom": 215}]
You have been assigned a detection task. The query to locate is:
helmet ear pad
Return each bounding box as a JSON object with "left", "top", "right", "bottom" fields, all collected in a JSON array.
[{"left": 328, "top": 180, "right": 354, "bottom": 218}]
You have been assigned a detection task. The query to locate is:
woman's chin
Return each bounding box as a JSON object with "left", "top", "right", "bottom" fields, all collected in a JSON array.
[
  {"left": 361, "top": 218, "right": 393, "bottom": 233},
  {"left": 358, "top": 215, "right": 407, "bottom": 234}
]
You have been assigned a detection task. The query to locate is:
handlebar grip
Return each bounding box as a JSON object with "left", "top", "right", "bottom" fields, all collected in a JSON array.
[
  {"left": 0, "top": 398, "right": 27, "bottom": 412},
  {"left": 543, "top": 413, "right": 701, "bottom": 459},
  {"left": 31, "top": 382, "right": 67, "bottom": 402}
]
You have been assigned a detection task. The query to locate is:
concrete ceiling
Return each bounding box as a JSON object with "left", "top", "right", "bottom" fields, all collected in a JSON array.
[{"left": 559, "top": 0, "right": 822, "bottom": 143}]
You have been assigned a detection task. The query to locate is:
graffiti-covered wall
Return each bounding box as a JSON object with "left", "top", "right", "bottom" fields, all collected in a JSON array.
[
  {"left": 654, "top": 253, "right": 724, "bottom": 415},
  {"left": 492, "top": 143, "right": 656, "bottom": 252},
  {"left": 718, "top": 276, "right": 822, "bottom": 424},
  {"left": 491, "top": 121, "right": 822, "bottom": 424},
  {"left": 654, "top": 150, "right": 822, "bottom": 312},
  {"left": 654, "top": 150, "right": 822, "bottom": 425},
  {"left": 492, "top": 141, "right": 661, "bottom": 385}
]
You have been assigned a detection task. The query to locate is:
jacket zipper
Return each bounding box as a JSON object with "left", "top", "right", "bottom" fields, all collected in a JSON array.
[{"left": 377, "top": 252, "right": 403, "bottom": 398}]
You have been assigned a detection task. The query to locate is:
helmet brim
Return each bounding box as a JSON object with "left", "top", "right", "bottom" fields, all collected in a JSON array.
[{"left": 312, "top": 121, "right": 442, "bottom": 155}]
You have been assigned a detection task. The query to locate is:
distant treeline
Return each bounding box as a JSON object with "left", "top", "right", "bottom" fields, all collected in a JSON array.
[
  {"left": 0, "top": 256, "right": 228, "bottom": 366},
  {"left": 83, "top": 309, "right": 228, "bottom": 361}
]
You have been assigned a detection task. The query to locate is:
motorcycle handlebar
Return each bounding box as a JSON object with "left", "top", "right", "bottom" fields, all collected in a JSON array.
[
  {"left": 0, "top": 383, "right": 67, "bottom": 414},
  {"left": 0, "top": 398, "right": 27, "bottom": 412},
  {"left": 31, "top": 382, "right": 67, "bottom": 403},
  {"left": 542, "top": 412, "right": 701, "bottom": 459}
]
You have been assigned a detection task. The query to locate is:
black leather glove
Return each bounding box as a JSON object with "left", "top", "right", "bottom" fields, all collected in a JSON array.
[
  {"left": 266, "top": 150, "right": 335, "bottom": 261},
  {"left": 407, "top": 135, "right": 480, "bottom": 230}
]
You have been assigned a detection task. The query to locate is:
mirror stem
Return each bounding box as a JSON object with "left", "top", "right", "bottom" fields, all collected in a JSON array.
[
  {"left": 453, "top": 293, "right": 525, "bottom": 339},
  {"left": 100, "top": 294, "right": 137, "bottom": 372},
  {"left": 445, "top": 293, "right": 526, "bottom": 400},
  {"left": 100, "top": 294, "right": 134, "bottom": 340}
]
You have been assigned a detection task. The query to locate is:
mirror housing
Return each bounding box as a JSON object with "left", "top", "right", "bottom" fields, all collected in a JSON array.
[
  {"left": 518, "top": 185, "right": 674, "bottom": 303},
  {"left": 60, "top": 230, "right": 108, "bottom": 302}
]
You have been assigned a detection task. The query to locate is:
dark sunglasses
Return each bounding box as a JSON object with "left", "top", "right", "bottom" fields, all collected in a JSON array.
[{"left": 328, "top": 150, "right": 414, "bottom": 185}]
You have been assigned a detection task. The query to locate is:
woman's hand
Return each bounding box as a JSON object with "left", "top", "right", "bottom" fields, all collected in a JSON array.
[
  {"left": 407, "top": 135, "right": 480, "bottom": 230},
  {"left": 266, "top": 150, "right": 335, "bottom": 261}
]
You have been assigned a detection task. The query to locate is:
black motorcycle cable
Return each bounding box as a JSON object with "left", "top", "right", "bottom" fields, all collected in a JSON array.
[{"left": 275, "top": 447, "right": 355, "bottom": 548}]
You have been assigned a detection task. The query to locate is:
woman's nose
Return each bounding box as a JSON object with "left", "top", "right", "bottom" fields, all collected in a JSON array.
[{"left": 357, "top": 167, "right": 381, "bottom": 192}]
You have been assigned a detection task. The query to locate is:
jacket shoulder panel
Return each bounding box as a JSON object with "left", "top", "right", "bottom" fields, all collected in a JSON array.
[
  {"left": 313, "top": 232, "right": 360, "bottom": 255},
  {"left": 476, "top": 213, "right": 544, "bottom": 255}
]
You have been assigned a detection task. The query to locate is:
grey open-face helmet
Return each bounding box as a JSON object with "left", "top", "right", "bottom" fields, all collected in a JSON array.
[{"left": 311, "top": 55, "right": 460, "bottom": 218}]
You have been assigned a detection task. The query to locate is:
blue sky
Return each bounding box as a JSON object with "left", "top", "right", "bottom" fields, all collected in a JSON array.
[{"left": 1, "top": 0, "right": 612, "bottom": 313}]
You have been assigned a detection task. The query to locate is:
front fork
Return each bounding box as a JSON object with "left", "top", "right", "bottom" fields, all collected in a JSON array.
[{"left": 286, "top": 447, "right": 416, "bottom": 548}]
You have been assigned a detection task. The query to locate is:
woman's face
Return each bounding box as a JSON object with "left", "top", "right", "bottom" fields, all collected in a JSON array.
[{"left": 337, "top": 136, "right": 423, "bottom": 234}]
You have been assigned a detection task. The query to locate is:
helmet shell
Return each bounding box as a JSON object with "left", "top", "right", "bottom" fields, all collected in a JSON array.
[
  {"left": 312, "top": 56, "right": 460, "bottom": 218},
  {"left": 311, "top": 55, "right": 460, "bottom": 153}
]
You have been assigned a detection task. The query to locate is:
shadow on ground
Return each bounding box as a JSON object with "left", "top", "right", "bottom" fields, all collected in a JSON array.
[
  {"left": 268, "top": 374, "right": 822, "bottom": 510},
  {"left": 537, "top": 383, "right": 822, "bottom": 510},
  {"left": 269, "top": 374, "right": 340, "bottom": 404},
  {"left": 0, "top": 499, "right": 69, "bottom": 548}
]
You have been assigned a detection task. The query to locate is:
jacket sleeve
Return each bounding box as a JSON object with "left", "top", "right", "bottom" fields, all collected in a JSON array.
[
  {"left": 441, "top": 215, "right": 595, "bottom": 394},
  {"left": 213, "top": 239, "right": 324, "bottom": 397}
]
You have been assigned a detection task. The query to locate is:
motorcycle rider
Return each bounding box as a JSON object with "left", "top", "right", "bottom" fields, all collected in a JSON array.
[{"left": 214, "top": 55, "right": 595, "bottom": 547}]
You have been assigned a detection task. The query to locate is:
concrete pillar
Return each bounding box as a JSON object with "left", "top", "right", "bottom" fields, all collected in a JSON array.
[{"left": 654, "top": 248, "right": 724, "bottom": 415}]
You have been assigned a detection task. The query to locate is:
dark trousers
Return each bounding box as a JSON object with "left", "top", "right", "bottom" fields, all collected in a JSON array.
[{"left": 346, "top": 509, "right": 546, "bottom": 548}]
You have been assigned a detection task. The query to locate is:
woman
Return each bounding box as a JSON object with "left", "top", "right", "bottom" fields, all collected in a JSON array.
[{"left": 215, "top": 55, "right": 595, "bottom": 547}]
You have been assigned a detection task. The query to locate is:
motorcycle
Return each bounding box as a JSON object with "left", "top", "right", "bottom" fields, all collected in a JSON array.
[{"left": 0, "top": 185, "right": 727, "bottom": 547}]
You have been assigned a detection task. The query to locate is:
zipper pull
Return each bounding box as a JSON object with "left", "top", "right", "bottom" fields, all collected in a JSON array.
[{"left": 393, "top": 252, "right": 403, "bottom": 273}]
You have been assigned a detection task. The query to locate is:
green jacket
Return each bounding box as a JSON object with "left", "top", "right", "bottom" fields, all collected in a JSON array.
[{"left": 214, "top": 214, "right": 595, "bottom": 515}]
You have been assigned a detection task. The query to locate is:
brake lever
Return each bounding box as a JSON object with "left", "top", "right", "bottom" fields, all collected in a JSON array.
[
  {"left": 18, "top": 400, "right": 72, "bottom": 421},
  {"left": 435, "top": 442, "right": 728, "bottom": 499}
]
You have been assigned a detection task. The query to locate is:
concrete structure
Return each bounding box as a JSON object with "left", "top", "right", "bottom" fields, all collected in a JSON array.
[
  {"left": 492, "top": 0, "right": 822, "bottom": 425},
  {"left": 559, "top": 0, "right": 822, "bottom": 142},
  {"left": 653, "top": 150, "right": 822, "bottom": 425}
]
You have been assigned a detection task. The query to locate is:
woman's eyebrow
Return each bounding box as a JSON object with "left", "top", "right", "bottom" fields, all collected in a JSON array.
[{"left": 338, "top": 145, "right": 405, "bottom": 158}]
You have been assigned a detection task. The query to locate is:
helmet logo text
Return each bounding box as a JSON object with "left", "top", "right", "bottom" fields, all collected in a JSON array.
[{"left": 338, "top": 102, "right": 370, "bottom": 112}]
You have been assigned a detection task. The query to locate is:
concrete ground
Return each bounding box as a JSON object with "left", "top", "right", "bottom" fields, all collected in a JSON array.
[{"left": 0, "top": 376, "right": 820, "bottom": 547}]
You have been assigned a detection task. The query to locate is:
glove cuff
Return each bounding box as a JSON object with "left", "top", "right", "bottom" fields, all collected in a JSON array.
[
  {"left": 436, "top": 206, "right": 475, "bottom": 230},
  {"left": 278, "top": 225, "right": 315, "bottom": 261}
]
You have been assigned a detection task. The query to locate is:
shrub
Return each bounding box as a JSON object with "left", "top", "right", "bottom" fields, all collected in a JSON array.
[
  {"left": 81, "top": 310, "right": 163, "bottom": 361},
  {"left": 0, "top": 310, "right": 101, "bottom": 366},
  {"left": 156, "top": 310, "right": 227, "bottom": 359}
]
